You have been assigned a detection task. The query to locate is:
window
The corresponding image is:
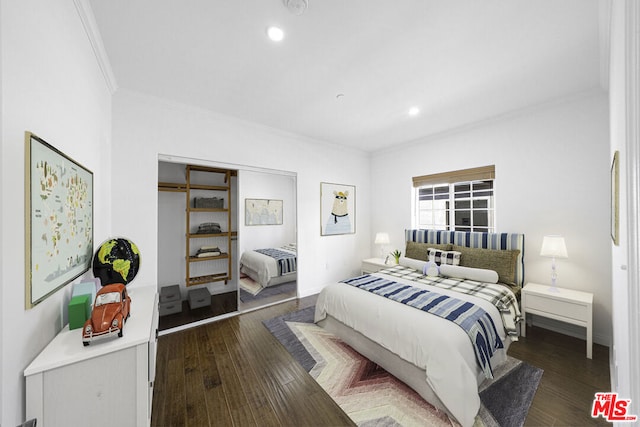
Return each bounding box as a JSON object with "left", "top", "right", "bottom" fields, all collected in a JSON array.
[{"left": 413, "top": 166, "right": 495, "bottom": 232}]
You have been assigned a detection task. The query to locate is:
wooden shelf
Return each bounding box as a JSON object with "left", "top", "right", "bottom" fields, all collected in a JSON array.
[
  {"left": 188, "top": 253, "right": 229, "bottom": 262},
  {"left": 158, "top": 181, "right": 187, "bottom": 192},
  {"left": 188, "top": 208, "right": 228, "bottom": 213},
  {"left": 188, "top": 232, "right": 232, "bottom": 238},
  {"left": 189, "top": 184, "right": 228, "bottom": 191},
  {"left": 184, "top": 165, "right": 234, "bottom": 286},
  {"left": 187, "top": 273, "right": 229, "bottom": 287}
]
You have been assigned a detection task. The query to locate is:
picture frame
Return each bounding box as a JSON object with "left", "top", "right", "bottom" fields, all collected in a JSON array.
[
  {"left": 245, "top": 198, "right": 283, "bottom": 225},
  {"left": 320, "top": 182, "right": 355, "bottom": 236},
  {"left": 611, "top": 150, "right": 620, "bottom": 246},
  {"left": 25, "top": 132, "right": 94, "bottom": 308}
]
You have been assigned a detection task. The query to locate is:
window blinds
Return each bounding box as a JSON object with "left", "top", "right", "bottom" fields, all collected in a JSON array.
[{"left": 412, "top": 165, "right": 495, "bottom": 188}]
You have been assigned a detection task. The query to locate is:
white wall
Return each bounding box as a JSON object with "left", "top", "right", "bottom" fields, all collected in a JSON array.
[
  {"left": 0, "top": 0, "right": 112, "bottom": 425},
  {"left": 239, "top": 170, "right": 297, "bottom": 251},
  {"left": 111, "top": 90, "right": 371, "bottom": 299},
  {"left": 370, "top": 91, "right": 612, "bottom": 345}
]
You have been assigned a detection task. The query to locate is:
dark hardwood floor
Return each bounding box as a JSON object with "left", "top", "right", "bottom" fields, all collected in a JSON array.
[
  {"left": 152, "top": 295, "right": 611, "bottom": 427},
  {"left": 158, "top": 291, "right": 238, "bottom": 331},
  {"left": 509, "top": 325, "right": 611, "bottom": 426}
]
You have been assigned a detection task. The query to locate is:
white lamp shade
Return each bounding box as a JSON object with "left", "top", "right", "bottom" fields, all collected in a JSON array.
[
  {"left": 540, "top": 235, "right": 568, "bottom": 258},
  {"left": 374, "top": 232, "right": 390, "bottom": 245}
]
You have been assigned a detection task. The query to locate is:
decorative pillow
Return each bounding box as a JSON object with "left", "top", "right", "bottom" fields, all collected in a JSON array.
[
  {"left": 405, "top": 241, "right": 451, "bottom": 261},
  {"left": 451, "top": 245, "right": 521, "bottom": 286},
  {"left": 399, "top": 257, "right": 427, "bottom": 272},
  {"left": 427, "top": 248, "right": 461, "bottom": 266},
  {"left": 423, "top": 261, "right": 440, "bottom": 277},
  {"left": 439, "top": 264, "right": 499, "bottom": 283}
]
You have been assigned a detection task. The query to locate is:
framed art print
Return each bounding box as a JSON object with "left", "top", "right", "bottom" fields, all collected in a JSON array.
[
  {"left": 25, "top": 132, "right": 94, "bottom": 308},
  {"left": 611, "top": 150, "right": 620, "bottom": 245},
  {"left": 320, "top": 182, "right": 355, "bottom": 236},
  {"left": 245, "top": 198, "right": 283, "bottom": 225}
]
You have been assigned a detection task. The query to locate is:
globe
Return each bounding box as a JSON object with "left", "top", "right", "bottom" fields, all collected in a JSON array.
[{"left": 92, "top": 238, "right": 141, "bottom": 286}]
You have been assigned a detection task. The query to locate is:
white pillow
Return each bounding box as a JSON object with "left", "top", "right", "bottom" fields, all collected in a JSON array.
[
  {"left": 399, "top": 257, "right": 427, "bottom": 272},
  {"left": 423, "top": 261, "right": 440, "bottom": 277},
  {"left": 439, "top": 264, "right": 499, "bottom": 283}
]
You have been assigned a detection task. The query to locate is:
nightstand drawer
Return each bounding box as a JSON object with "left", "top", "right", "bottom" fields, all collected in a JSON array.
[{"left": 525, "top": 293, "right": 588, "bottom": 322}]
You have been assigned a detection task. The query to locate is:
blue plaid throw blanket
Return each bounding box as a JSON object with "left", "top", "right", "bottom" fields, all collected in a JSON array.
[
  {"left": 255, "top": 248, "right": 297, "bottom": 275},
  {"left": 342, "top": 275, "right": 504, "bottom": 379}
]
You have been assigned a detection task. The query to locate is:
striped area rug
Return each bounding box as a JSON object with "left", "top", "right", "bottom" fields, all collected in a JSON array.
[{"left": 264, "top": 306, "right": 542, "bottom": 427}]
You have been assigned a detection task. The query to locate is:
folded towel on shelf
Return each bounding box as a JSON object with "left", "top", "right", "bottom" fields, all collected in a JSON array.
[
  {"left": 195, "top": 246, "right": 222, "bottom": 257},
  {"left": 196, "top": 222, "right": 222, "bottom": 234}
]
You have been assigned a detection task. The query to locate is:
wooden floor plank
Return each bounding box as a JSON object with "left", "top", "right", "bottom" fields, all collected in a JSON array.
[
  {"left": 182, "top": 328, "right": 210, "bottom": 427},
  {"left": 195, "top": 324, "right": 233, "bottom": 426},
  {"left": 205, "top": 320, "right": 257, "bottom": 426}
]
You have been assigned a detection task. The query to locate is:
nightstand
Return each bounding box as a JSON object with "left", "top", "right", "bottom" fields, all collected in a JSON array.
[
  {"left": 521, "top": 282, "right": 593, "bottom": 358},
  {"left": 361, "top": 258, "right": 390, "bottom": 274}
]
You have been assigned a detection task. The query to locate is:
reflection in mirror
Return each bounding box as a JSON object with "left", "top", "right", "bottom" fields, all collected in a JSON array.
[{"left": 237, "top": 170, "right": 297, "bottom": 312}]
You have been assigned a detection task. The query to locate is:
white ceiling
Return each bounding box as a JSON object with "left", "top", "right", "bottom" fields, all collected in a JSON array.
[{"left": 88, "top": 0, "right": 604, "bottom": 152}]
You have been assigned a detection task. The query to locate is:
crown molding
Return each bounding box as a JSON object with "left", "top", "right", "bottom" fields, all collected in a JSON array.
[{"left": 73, "top": 0, "right": 118, "bottom": 94}]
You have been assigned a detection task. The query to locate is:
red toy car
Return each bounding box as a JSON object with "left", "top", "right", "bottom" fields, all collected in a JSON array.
[{"left": 82, "top": 283, "right": 131, "bottom": 346}]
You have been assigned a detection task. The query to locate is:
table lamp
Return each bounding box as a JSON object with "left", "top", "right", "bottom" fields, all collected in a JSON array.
[
  {"left": 540, "top": 235, "right": 568, "bottom": 292},
  {"left": 374, "top": 232, "right": 390, "bottom": 260}
]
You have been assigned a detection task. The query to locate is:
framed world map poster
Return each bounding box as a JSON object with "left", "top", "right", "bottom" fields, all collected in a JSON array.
[{"left": 25, "top": 132, "right": 94, "bottom": 308}]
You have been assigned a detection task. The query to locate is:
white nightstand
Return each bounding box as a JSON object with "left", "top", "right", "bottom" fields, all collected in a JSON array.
[
  {"left": 521, "top": 282, "right": 593, "bottom": 358},
  {"left": 361, "top": 258, "right": 390, "bottom": 274}
]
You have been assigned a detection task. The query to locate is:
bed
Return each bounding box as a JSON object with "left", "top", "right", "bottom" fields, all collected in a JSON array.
[
  {"left": 314, "top": 229, "right": 524, "bottom": 427},
  {"left": 239, "top": 243, "right": 297, "bottom": 288}
]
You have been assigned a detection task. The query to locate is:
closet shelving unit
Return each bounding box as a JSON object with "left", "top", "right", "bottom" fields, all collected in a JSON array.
[{"left": 158, "top": 164, "right": 236, "bottom": 287}]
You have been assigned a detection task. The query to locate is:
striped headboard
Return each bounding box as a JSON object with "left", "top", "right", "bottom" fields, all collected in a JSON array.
[{"left": 405, "top": 229, "right": 525, "bottom": 287}]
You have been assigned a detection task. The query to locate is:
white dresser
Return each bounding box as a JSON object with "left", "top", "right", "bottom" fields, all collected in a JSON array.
[{"left": 24, "top": 286, "right": 159, "bottom": 427}]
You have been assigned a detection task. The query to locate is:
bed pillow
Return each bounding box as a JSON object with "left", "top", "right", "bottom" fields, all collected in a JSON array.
[
  {"left": 451, "top": 245, "right": 521, "bottom": 286},
  {"left": 423, "top": 261, "right": 440, "bottom": 277},
  {"left": 427, "top": 248, "right": 461, "bottom": 266},
  {"left": 399, "top": 257, "right": 427, "bottom": 272},
  {"left": 404, "top": 241, "right": 451, "bottom": 261},
  {"left": 439, "top": 264, "right": 499, "bottom": 283}
]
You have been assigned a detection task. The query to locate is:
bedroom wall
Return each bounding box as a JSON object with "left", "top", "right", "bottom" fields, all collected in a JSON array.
[
  {"left": 111, "top": 89, "right": 371, "bottom": 299},
  {"left": 238, "top": 170, "right": 297, "bottom": 252},
  {"left": 370, "top": 91, "right": 612, "bottom": 345},
  {"left": 0, "top": 0, "right": 113, "bottom": 425}
]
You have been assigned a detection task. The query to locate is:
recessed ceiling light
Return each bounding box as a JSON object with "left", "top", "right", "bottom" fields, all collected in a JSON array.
[
  {"left": 408, "top": 107, "right": 420, "bottom": 116},
  {"left": 267, "top": 26, "right": 285, "bottom": 42}
]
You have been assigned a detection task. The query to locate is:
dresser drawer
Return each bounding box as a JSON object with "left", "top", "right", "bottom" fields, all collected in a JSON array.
[{"left": 525, "top": 293, "right": 588, "bottom": 322}]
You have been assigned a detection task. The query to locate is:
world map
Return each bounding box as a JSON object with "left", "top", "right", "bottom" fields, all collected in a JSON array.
[{"left": 29, "top": 136, "right": 93, "bottom": 304}]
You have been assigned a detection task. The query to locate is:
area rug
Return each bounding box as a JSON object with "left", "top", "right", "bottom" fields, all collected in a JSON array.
[{"left": 264, "top": 306, "right": 543, "bottom": 427}]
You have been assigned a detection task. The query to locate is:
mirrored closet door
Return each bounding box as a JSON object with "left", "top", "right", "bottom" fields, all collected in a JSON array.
[
  {"left": 157, "top": 158, "right": 297, "bottom": 332},
  {"left": 237, "top": 169, "right": 297, "bottom": 312}
]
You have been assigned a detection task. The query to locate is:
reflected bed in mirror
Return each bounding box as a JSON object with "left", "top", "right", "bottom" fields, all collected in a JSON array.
[{"left": 239, "top": 243, "right": 297, "bottom": 310}]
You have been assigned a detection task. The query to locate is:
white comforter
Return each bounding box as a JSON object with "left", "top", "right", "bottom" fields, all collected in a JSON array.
[
  {"left": 314, "top": 270, "right": 509, "bottom": 427},
  {"left": 239, "top": 247, "right": 296, "bottom": 287}
]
